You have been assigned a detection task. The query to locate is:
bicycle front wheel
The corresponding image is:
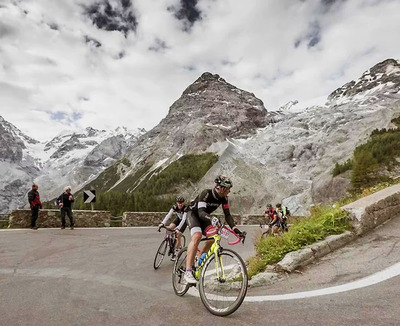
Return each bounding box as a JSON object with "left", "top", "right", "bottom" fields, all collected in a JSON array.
[
  {"left": 153, "top": 239, "right": 168, "bottom": 270},
  {"left": 198, "top": 248, "right": 248, "bottom": 316},
  {"left": 172, "top": 247, "right": 190, "bottom": 296}
]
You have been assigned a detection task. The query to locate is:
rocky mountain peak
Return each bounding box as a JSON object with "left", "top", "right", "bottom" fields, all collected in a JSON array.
[
  {"left": 0, "top": 116, "right": 40, "bottom": 163},
  {"left": 327, "top": 58, "right": 400, "bottom": 103},
  {"left": 145, "top": 72, "right": 272, "bottom": 154},
  {"left": 182, "top": 72, "right": 225, "bottom": 95}
]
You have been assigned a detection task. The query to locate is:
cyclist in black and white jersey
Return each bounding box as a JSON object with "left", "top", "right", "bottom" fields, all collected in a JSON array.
[
  {"left": 158, "top": 196, "right": 187, "bottom": 260},
  {"left": 183, "top": 176, "right": 243, "bottom": 284}
]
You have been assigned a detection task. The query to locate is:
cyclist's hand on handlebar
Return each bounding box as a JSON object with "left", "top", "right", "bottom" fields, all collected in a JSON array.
[
  {"left": 157, "top": 223, "right": 164, "bottom": 232},
  {"left": 233, "top": 227, "right": 243, "bottom": 237},
  {"left": 211, "top": 216, "right": 220, "bottom": 227},
  {"left": 175, "top": 229, "right": 181, "bottom": 235}
]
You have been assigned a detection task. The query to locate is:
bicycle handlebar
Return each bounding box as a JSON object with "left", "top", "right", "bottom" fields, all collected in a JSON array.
[
  {"left": 205, "top": 223, "right": 246, "bottom": 245},
  {"left": 157, "top": 225, "right": 176, "bottom": 233}
]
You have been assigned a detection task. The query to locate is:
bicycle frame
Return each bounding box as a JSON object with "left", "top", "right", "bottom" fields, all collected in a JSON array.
[
  {"left": 194, "top": 234, "right": 221, "bottom": 280},
  {"left": 194, "top": 225, "right": 244, "bottom": 281}
]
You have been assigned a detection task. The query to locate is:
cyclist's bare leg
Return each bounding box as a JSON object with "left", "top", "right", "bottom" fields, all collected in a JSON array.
[
  {"left": 168, "top": 223, "right": 176, "bottom": 230},
  {"left": 176, "top": 233, "right": 183, "bottom": 250},
  {"left": 186, "top": 231, "right": 202, "bottom": 271},
  {"left": 198, "top": 239, "right": 213, "bottom": 256}
]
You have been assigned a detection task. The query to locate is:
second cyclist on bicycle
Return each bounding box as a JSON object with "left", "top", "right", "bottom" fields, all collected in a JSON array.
[{"left": 158, "top": 196, "right": 188, "bottom": 260}]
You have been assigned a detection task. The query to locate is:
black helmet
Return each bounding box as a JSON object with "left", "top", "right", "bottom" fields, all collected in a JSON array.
[
  {"left": 176, "top": 196, "right": 185, "bottom": 203},
  {"left": 214, "top": 175, "right": 233, "bottom": 188},
  {"left": 266, "top": 203, "right": 273, "bottom": 208},
  {"left": 276, "top": 203, "right": 282, "bottom": 208}
]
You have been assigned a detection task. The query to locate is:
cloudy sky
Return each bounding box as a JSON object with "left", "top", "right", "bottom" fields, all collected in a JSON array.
[{"left": 0, "top": 0, "right": 399, "bottom": 141}]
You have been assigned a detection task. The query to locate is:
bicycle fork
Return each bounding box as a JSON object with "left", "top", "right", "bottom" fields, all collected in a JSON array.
[
  {"left": 215, "top": 248, "right": 226, "bottom": 283},
  {"left": 194, "top": 244, "right": 226, "bottom": 283}
]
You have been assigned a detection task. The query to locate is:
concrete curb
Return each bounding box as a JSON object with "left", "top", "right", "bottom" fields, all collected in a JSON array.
[
  {"left": 248, "top": 231, "right": 357, "bottom": 287},
  {"left": 248, "top": 185, "right": 400, "bottom": 287},
  {"left": 276, "top": 231, "right": 357, "bottom": 273}
]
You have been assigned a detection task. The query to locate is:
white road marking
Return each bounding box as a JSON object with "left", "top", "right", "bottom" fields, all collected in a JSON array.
[
  {"left": 2, "top": 262, "right": 400, "bottom": 302},
  {"left": 186, "top": 262, "right": 400, "bottom": 302}
]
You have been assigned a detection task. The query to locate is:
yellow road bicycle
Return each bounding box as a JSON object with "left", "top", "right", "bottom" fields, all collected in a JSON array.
[{"left": 172, "top": 224, "right": 248, "bottom": 316}]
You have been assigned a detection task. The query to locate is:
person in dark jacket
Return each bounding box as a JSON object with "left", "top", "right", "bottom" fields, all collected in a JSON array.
[
  {"left": 28, "top": 183, "right": 42, "bottom": 230},
  {"left": 57, "top": 186, "right": 75, "bottom": 229}
]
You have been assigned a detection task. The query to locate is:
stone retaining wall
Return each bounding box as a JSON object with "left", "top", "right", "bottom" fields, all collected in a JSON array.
[
  {"left": 122, "top": 212, "right": 257, "bottom": 227},
  {"left": 8, "top": 209, "right": 265, "bottom": 228},
  {"left": 8, "top": 209, "right": 111, "bottom": 228},
  {"left": 342, "top": 184, "right": 400, "bottom": 235}
]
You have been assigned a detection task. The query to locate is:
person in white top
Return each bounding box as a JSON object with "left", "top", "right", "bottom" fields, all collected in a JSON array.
[{"left": 158, "top": 196, "right": 188, "bottom": 260}]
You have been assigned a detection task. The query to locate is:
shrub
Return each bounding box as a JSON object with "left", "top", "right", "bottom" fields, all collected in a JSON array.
[
  {"left": 247, "top": 205, "right": 351, "bottom": 278},
  {"left": 332, "top": 158, "right": 353, "bottom": 176}
]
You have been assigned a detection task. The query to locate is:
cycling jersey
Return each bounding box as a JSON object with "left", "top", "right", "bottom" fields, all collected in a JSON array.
[
  {"left": 187, "top": 188, "right": 235, "bottom": 234},
  {"left": 265, "top": 208, "right": 279, "bottom": 226},
  {"left": 276, "top": 206, "right": 290, "bottom": 217},
  {"left": 162, "top": 204, "right": 187, "bottom": 232}
]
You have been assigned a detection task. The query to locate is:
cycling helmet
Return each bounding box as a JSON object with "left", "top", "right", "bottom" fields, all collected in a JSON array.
[
  {"left": 176, "top": 196, "right": 185, "bottom": 203},
  {"left": 214, "top": 175, "right": 233, "bottom": 188},
  {"left": 276, "top": 203, "right": 282, "bottom": 208},
  {"left": 266, "top": 203, "right": 273, "bottom": 208}
]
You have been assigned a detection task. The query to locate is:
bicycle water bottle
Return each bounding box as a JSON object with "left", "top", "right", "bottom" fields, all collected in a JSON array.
[{"left": 197, "top": 253, "right": 206, "bottom": 266}]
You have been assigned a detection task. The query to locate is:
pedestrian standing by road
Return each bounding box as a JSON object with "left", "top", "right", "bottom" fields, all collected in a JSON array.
[
  {"left": 57, "top": 186, "right": 75, "bottom": 229},
  {"left": 27, "top": 183, "right": 42, "bottom": 230}
]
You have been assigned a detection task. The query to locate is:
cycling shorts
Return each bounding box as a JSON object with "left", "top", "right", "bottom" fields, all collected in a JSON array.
[
  {"left": 270, "top": 219, "right": 280, "bottom": 227},
  {"left": 186, "top": 210, "right": 211, "bottom": 236}
]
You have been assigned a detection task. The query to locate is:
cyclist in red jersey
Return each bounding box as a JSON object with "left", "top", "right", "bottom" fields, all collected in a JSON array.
[{"left": 265, "top": 204, "right": 280, "bottom": 235}]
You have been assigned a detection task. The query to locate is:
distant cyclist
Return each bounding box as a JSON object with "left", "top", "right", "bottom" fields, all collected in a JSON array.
[
  {"left": 158, "top": 196, "right": 187, "bottom": 260},
  {"left": 276, "top": 203, "right": 290, "bottom": 231},
  {"left": 265, "top": 204, "right": 280, "bottom": 235},
  {"left": 183, "top": 176, "right": 243, "bottom": 284}
]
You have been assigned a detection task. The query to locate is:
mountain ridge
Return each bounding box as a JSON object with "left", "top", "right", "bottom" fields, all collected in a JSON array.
[{"left": 1, "top": 58, "right": 400, "bottom": 215}]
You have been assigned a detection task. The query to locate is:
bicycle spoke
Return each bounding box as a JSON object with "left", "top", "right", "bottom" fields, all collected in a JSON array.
[{"left": 199, "top": 249, "right": 248, "bottom": 316}]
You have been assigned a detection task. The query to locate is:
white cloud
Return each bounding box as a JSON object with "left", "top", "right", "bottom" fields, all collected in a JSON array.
[{"left": 0, "top": 0, "right": 399, "bottom": 141}]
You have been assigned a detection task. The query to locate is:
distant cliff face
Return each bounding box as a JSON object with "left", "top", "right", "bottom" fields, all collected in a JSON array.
[
  {"left": 141, "top": 72, "right": 272, "bottom": 156},
  {"left": 327, "top": 58, "right": 400, "bottom": 103}
]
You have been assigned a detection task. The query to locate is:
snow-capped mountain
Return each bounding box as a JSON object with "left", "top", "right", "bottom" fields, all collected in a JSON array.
[
  {"left": 2, "top": 58, "right": 399, "bottom": 215},
  {"left": 84, "top": 58, "right": 400, "bottom": 215},
  {"left": 0, "top": 116, "right": 42, "bottom": 213},
  {"left": 0, "top": 120, "right": 145, "bottom": 213}
]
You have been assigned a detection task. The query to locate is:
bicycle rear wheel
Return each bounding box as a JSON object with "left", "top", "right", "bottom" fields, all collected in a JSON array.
[
  {"left": 172, "top": 247, "right": 190, "bottom": 296},
  {"left": 153, "top": 239, "right": 168, "bottom": 270},
  {"left": 198, "top": 248, "right": 248, "bottom": 316},
  {"left": 181, "top": 234, "right": 186, "bottom": 248}
]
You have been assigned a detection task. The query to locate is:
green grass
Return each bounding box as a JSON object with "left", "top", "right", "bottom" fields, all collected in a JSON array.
[
  {"left": 247, "top": 178, "right": 400, "bottom": 278},
  {"left": 332, "top": 123, "right": 400, "bottom": 193},
  {"left": 247, "top": 205, "right": 351, "bottom": 278}
]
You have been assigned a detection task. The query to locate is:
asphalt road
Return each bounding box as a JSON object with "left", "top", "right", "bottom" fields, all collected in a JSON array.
[{"left": 1, "top": 222, "right": 400, "bottom": 326}]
